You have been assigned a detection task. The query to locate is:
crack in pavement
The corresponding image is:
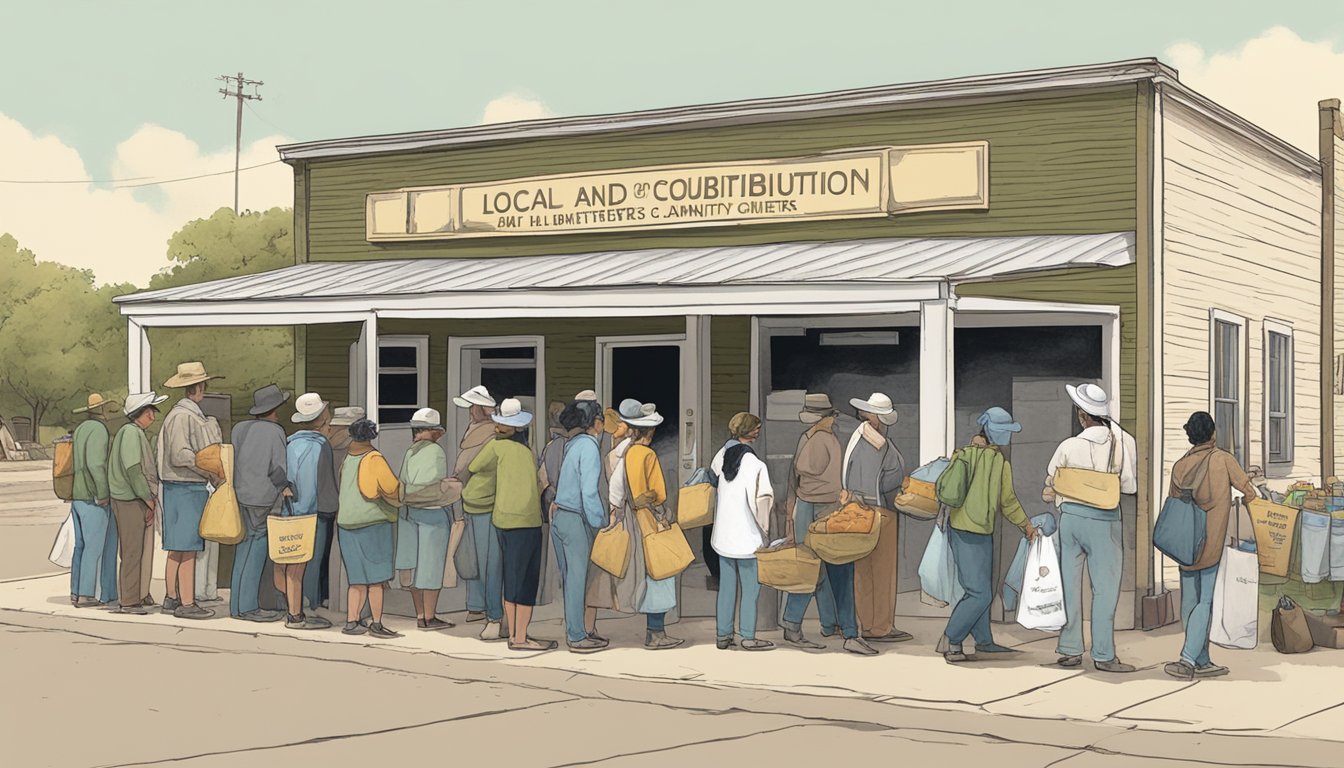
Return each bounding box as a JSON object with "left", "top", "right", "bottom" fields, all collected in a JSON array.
[{"left": 543, "top": 723, "right": 805, "bottom": 768}]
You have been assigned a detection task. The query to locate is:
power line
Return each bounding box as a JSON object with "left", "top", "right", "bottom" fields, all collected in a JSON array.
[
  {"left": 0, "top": 160, "right": 282, "bottom": 188},
  {"left": 244, "top": 100, "right": 290, "bottom": 136},
  {"left": 219, "top": 72, "right": 264, "bottom": 214}
]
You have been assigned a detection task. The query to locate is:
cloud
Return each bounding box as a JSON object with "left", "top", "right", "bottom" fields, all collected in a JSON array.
[
  {"left": 0, "top": 113, "right": 293, "bottom": 286},
  {"left": 1166, "top": 26, "right": 1344, "bottom": 154},
  {"left": 479, "top": 93, "right": 553, "bottom": 124}
]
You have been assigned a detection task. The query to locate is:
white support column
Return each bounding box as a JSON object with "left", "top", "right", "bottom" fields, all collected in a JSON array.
[
  {"left": 919, "top": 296, "right": 955, "bottom": 464},
  {"left": 362, "top": 312, "right": 379, "bottom": 427},
  {"left": 127, "top": 318, "right": 151, "bottom": 394}
]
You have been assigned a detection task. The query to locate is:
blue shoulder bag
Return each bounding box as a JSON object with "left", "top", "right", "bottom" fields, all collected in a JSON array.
[{"left": 1153, "top": 451, "right": 1216, "bottom": 567}]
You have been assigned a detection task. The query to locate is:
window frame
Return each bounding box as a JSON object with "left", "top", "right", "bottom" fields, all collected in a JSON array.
[
  {"left": 1263, "top": 319, "right": 1294, "bottom": 472},
  {"left": 376, "top": 335, "right": 429, "bottom": 425},
  {"left": 1208, "top": 309, "right": 1247, "bottom": 466}
]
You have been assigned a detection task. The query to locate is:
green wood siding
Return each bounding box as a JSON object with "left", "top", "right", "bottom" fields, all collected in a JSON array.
[
  {"left": 305, "top": 323, "right": 362, "bottom": 409},
  {"left": 301, "top": 88, "right": 1137, "bottom": 262},
  {"left": 955, "top": 264, "right": 1139, "bottom": 433},
  {"left": 710, "top": 316, "right": 751, "bottom": 443}
]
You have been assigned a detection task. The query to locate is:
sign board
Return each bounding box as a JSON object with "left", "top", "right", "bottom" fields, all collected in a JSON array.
[
  {"left": 1247, "top": 498, "right": 1300, "bottom": 577},
  {"left": 366, "top": 142, "right": 989, "bottom": 241}
]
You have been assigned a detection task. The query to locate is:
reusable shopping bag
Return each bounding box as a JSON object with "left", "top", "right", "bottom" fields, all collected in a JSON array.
[
  {"left": 677, "top": 468, "right": 716, "bottom": 529},
  {"left": 806, "top": 511, "right": 882, "bottom": 565},
  {"left": 1051, "top": 425, "right": 1123, "bottom": 510},
  {"left": 1270, "top": 596, "right": 1314, "bottom": 654},
  {"left": 756, "top": 543, "right": 822, "bottom": 594},
  {"left": 442, "top": 516, "right": 466, "bottom": 589},
  {"left": 1299, "top": 510, "right": 1331, "bottom": 584},
  {"left": 268, "top": 500, "right": 318, "bottom": 565},
  {"left": 590, "top": 520, "right": 630, "bottom": 578},
  {"left": 453, "top": 511, "right": 480, "bottom": 580},
  {"left": 1331, "top": 511, "right": 1344, "bottom": 582},
  {"left": 1016, "top": 535, "right": 1066, "bottom": 632},
  {"left": 48, "top": 511, "right": 76, "bottom": 569},
  {"left": 1211, "top": 539, "right": 1259, "bottom": 650},
  {"left": 642, "top": 520, "right": 695, "bottom": 581},
  {"left": 1153, "top": 451, "right": 1215, "bottom": 567},
  {"left": 917, "top": 513, "right": 963, "bottom": 608},
  {"left": 198, "top": 445, "right": 244, "bottom": 545},
  {"left": 1246, "top": 498, "right": 1299, "bottom": 577},
  {"left": 52, "top": 436, "right": 74, "bottom": 501}
]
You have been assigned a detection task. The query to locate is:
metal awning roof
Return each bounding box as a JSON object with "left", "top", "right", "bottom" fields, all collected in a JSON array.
[{"left": 117, "top": 232, "right": 1134, "bottom": 306}]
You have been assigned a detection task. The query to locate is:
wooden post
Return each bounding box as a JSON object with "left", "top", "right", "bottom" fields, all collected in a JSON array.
[{"left": 1321, "top": 99, "right": 1341, "bottom": 481}]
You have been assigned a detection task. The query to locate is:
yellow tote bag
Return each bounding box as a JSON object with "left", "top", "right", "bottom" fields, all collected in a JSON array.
[
  {"left": 643, "top": 522, "right": 695, "bottom": 580},
  {"left": 268, "top": 508, "right": 318, "bottom": 564},
  {"left": 198, "top": 445, "right": 244, "bottom": 545},
  {"left": 676, "top": 482, "right": 715, "bottom": 529},
  {"left": 1053, "top": 426, "right": 1123, "bottom": 510},
  {"left": 591, "top": 520, "right": 630, "bottom": 578}
]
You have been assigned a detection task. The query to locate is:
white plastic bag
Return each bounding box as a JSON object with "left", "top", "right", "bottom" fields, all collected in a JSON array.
[
  {"left": 1017, "top": 535, "right": 1066, "bottom": 632},
  {"left": 1211, "top": 543, "right": 1259, "bottom": 650},
  {"left": 49, "top": 512, "right": 76, "bottom": 569},
  {"left": 917, "top": 518, "right": 963, "bottom": 607}
]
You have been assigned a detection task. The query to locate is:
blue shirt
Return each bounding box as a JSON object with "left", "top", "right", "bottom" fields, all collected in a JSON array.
[
  {"left": 554, "top": 433, "right": 605, "bottom": 529},
  {"left": 285, "top": 430, "right": 338, "bottom": 518}
]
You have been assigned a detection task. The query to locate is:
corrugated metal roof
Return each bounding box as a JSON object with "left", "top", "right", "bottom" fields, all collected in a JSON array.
[{"left": 116, "top": 232, "right": 1134, "bottom": 305}]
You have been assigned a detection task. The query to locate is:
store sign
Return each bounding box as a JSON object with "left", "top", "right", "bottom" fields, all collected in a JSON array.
[{"left": 366, "top": 142, "right": 988, "bottom": 241}]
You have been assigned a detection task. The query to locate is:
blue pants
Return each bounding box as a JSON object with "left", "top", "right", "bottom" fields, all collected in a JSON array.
[
  {"left": 230, "top": 504, "right": 271, "bottom": 616},
  {"left": 945, "top": 527, "right": 994, "bottom": 650},
  {"left": 824, "top": 561, "right": 860, "bottom": 639},
  {"left": 1057, "top": 508, "right": 1123, "bottom": 663},
  {"left": 464, "top": 513, "right": 504, "bottom": 622},
  {"left": 72, "top": 501, "right": 119, "bottom": 603},
  {"left": 717, "top": 556, "right": 761, "bottom": 640},
  {"left": 302, "top": 516, "right": 332, "bottom": 611},
  {"left": 782, "top": 500, "right": 839, "bottom": 633},
  {"left": 551, "top": 510, "right": 595, "bottom": 643},
  {"left": 70, "top": 506, "right": 83, "bottom": 597},
  {"left": 647, "top": 612, "right": 665, "bottom": 631},
  {"left": 1180, "top": 563, "right": 1219, "bottom": 668}
]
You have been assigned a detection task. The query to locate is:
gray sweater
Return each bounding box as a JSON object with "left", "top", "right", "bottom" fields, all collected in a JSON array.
[
  {"left": 232, "top": 419, "right": 292, "bottom": 508},
  {"left": 843, "top": 435, "right": 906, "bottom": 508}
]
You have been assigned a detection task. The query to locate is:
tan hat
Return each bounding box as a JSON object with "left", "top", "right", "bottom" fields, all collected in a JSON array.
[
  {"left": 164, "top": 361, "right": 224, "bottom": 389},
  {"left": 73, "top": 393, "right": 120, "bottom": 414},
  {"left": 330, "top": 406, "right": 365, "bottom": 426},
  {"left": 798, "top": 393, "right": 837, "bottom": 424}
]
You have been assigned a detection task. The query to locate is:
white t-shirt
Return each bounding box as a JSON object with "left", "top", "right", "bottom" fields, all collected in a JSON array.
[
  {"left": 710, "top": 444, "right": 774, "bottom": 559},
  {"left": 1046, "top": 425, "right": 1138, "bottom": 507}
]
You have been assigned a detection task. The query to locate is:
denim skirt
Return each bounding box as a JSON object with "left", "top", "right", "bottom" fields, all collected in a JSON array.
[{"left": 339, "top": 522, "right": 394, "bottom": 585}]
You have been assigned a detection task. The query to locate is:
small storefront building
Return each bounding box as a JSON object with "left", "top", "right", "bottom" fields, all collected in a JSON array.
[{"left": 116, "top": 60, "right": 1344, "bottom": 628}]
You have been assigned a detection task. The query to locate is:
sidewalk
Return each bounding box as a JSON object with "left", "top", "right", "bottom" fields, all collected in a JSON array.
[{"left": 5, "top": 572, "right": 1343, "bottom": 745}]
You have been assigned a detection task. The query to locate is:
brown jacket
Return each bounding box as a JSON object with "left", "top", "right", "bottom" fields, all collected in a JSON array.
[
  {"left": 793, "top": 425, "right": 843, "bottom": 504},
  {"left": 1167, "top": 442, "right": 1256, "bottom": 571}
]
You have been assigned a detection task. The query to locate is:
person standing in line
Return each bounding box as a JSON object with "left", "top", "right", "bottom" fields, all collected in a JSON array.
[
  {"left": 282, "top": 393, "right": 339, "bottom": 630},
  {"left": 939, "top": 408, "right": 1038, "bottom": 663},
  {"left": 1044, "top": 383, "right": 1139, "bottom": 674},
  {"left": 1164, "top": 412, "right": 1257, "bottom": 680},
  {"left": 229, "top": 384, "right": 293, "bottom": 623},
  {"left": 396, "top": 407, "right": 457, "bottom": 631},
  {"left": 583, "top": 408, "right": 632, "bottom": 634},
  {"left": 157, "top": 362, "right": 225, "bottom": 614},
  {"left": 710, "top": 412, "right": 775, "bottom": 651},
  {"left": 620, "top": 400, "right": 685, "bottom": 650},
  {"left": 312, "top": 406, "right": 362, "bottom": 609},
  {"left": 844, "top": 393, "right": 909, "bottom": 650},
  {"left": 337, "top": 418, "right": 402, "bottom": 639},
  {"left": 70, "top": 393, "right": 120, "bottom": 608},
  {"left": 552, "top": 398, "right": 609, "bottom": 653},
  {"left": 465, "top": 399, "right": 556, "bottom": 651},
  {"left": 108, "top": 393, "right": 170, "bottom": 616},
  {"left": 538, "top": 401, "right": 576, "bottom": 515},
  {"left": 452, "top": 385, "right": 502, "bottom": 631},
  {"left": 779, "top": 393, "right": 843, "bottom": 649}
]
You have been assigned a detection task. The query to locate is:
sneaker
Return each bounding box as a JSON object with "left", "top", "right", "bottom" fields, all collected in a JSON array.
[
  {"left": 236, "top": 609, "right": 283, "bottom": 623},
  {"left": 568, "top": 637, "right": 608, "bottom": 653},
  {"left": 174, "top": 604, "right": 215, "bottom": 620},
  {"left": 844, "top": 638, "right": 878, "bottom": 656},
  {"left": 368, "top": 622, "right": 401, "bottom": 639},
  {"left": 510, "top": 637, "right": 558, "bottom": 651},
  {"left": 944, "top": 651, "right": 971, "bottom": 664},
  {"left": 863, "top": 629, "right": 914, "bottom": 643},
  {"left": 1195, "top": 663, "right": 1229, "bottom": 679},
  {"left": 587, "top": 630, "right": 609, "bottom": 644},
  {"left": 141, "top": 596, "right": 155, "bottom": 607},
  {"left": 417, "top": 617, "right": 455, "bottom": 631},
  {"left": 645, "top": 631, "right": 685, "bottom": 650},
  {"left": 1057, "top": 655, "right": 1083, "bottom": 668},
  {"left": 480, "top": 621, "right": 506, "bottom": 641},
  {"left": 161, "top": 597, "right": 183, "bottom": 613},
  {"left": 342, "top": 621, "right": 368, "bottom": 636},
  {"left": 1094, "top": 659, "right": 1137, "bottom": 674},
  {"left": 114, "top": 605, "right": 148, "bottom": 615},
  {"left": 1164, "top": 660, "right": 1196, "bottom": 680},
  {"left": 73, "top": 597, "right": 104, "bottom": 609},
  {"left": 303, "top": 615, "right": 333, "bottom": 630},
  {"left": 741, "top": 639, "right": 775, "bottom": 652},
  {"left": 465, "top": 611, "right": 487, "bottom": 623},
  {"left": 286, "top": 614, "right": 308, "bottom": 629},
  {"left": 784, "top": 628, "right": 825, "bottom": 649},
  {"left": 716, "top": 636, "right": 736, "bottom": 650}
]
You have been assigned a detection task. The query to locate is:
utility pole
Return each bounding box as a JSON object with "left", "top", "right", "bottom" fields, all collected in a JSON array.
[{"left": 217, "top": 72, "right": 263, "bottom": 215}]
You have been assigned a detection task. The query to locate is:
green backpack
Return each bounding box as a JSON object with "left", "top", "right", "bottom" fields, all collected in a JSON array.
[{"left": 935, "top": 447, "right": 979, "bottom": 509}]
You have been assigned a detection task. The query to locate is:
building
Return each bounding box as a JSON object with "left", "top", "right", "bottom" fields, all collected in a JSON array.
[{"left": 115, "top": 59, "right": 1344, "bottom": 628}]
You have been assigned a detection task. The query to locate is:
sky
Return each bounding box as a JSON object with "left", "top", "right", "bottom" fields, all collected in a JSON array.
[{"left": 2, "top": 0, "right": 1343, "bottom": 285}]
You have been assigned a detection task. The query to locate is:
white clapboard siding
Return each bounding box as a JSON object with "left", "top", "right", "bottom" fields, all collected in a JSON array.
[{"left": 1162, "top": 99, "right": 1323, "bottom": 483}]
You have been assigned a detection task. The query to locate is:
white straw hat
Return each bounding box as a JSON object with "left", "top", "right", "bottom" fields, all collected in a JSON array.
[
  {"left": 290, "top": 392, "right": 329, "bottom": 423},
  {"left": 124, "top": 391, "right": 168, "bottom": 417},
  {"left": 850, "top": 393, "right": 899, "bottom": 426},
  {"left": 1066, "top": 383, "right": 1111, "bottom": 418},
  {"left": 453, "top": 385, "right": 496, "bottom": 409},
  {"left": 491, "top": 398, "right": 533, "bottom": 428}
]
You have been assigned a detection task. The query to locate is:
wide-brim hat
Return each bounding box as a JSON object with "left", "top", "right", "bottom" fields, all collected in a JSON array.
[
  {"left": 290, "top": 392, "right": 329, "bottom": 423},
  {"left": 124, "top": 392, "right": 168, "bottom": 417},
  {"left": 850, "top": 393, "right": 899, "bottom": 425},
  {"left": 164, "top": 361, "right": 224, "bottom": 389},
  {"left": 492, "top": 398, "right": 533, "bottom": 428},
  {"left": 1066, "top": 383, "right": 1111, "bottom": 418},
  {"left": 73, "top": 393, "right": 120, "bottom": 414},
  {"left": 330, "top": 406, "right": 364, "bottom": 426},
  {"left": 619, "top": 399, "right": 664, "bottom": 428},
  {"left": 249, "top": 384, "right": 291, "bottom": 416},
  {"left": 453, "top": 385, "right": 496, "bottom": 409},
  {"left": 798, "top": 393, "right": 838, "bottom": 424},
  {"left": 408, "top": 407, "right": 445, "bottom": 430}
]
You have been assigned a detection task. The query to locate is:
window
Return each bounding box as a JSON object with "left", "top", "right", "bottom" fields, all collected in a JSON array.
[
  {"left": 1265, "top": 322, "right": 1294, "bottom": 467},
  {"left": 377, "top": 336, "right": 428, "bottom": 424},
  {"left": 1210, "top": 312, "right": 1244, "bottom": 464}
]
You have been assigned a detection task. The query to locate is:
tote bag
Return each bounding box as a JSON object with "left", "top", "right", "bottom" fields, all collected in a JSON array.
[
  {"left": 268, "top": 500, "right": 318, "bottom": 565},
  {"left": 442, "top": 516, "right": 466, "bottom": 589},
  {"left": 1211, "top": 540, "right": 1259, "bottom": 650},
  {"left": 453, "top": 508, "right": 480, "bottom": 580},
  {"left": 48, "top": 511, "right": 76, "bottom": 569},
  {"left": 1153, "top": 451, "right": 1215, "bottom": 567},
  {"left": 1052, "top": 426, "right": 1123, "bottom": 510},
  {"left": 917, "top": 513, "right": 963, "bottom": 607},
  {"left": 198, "top": 445, "right": 244, "bottom": 545},
  {"left": 1017, "top": 535, "right": 1066, "bottom": 632},
  {"left": 591, "top": 520, "right": 631, "bottom": 578}
]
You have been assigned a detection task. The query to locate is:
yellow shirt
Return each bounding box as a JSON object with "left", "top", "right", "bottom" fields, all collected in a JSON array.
[
  {"left": 624, "top": 444, "right": 666, "bottom": 507},
  {"left": 351, "top": 444, "right": 400, "bottom": 506}
]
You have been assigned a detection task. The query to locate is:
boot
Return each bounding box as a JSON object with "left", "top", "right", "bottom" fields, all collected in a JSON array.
[{"left": 644, "top": 630, "right": 684, "bottom": 650}]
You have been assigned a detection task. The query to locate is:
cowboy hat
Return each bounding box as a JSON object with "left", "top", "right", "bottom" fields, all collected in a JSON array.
[
  {"left": 492, "top": 398, "right": 533, "bottom": 428},
  {"left": 73, "top": 393, "right": 120, "bottom": 414},
  {"left": 248, "top": 384, "right": 290, "bottom": 416},
  {"left": 1066, "top": 383, "right": 1111, "bottom": 418},
  {"left": 123, "top": 391, "right": 168, "bottom": 418},
  {"left": 291, "top": 392, "right": 330, "bottom": 424},
  {"left": 798, "top": 393, "right": 838, "bottom": 424},
  {"left": 164, "top": 361, "right": 223, "bottom": 389},
  {"left": 329, "top": 406, "right": 364, "bottom": 426},
  {"left": 850, "top": 392, "right": 899, "bottom": 425},
  {"left": 408, "top": 407, "right": 445, "bottom": 430},
  {"left": 619, "top": 399, "right": 664, "bottom": 428},
  {"left": 453, "top": 385, "right": 496, "bottom": 409}
]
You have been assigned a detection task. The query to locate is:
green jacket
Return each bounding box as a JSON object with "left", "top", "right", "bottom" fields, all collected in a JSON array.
[
  {"left": 109, "top": 423, "right": 153, "bottom": 503},
  {"left": 947, "top": 444, "right": 1029, "bottom": 535},
  {"left": 72, "top": 417, "right": 110, "bottom": 502},
  {"left": 463, "top": 438, "right": 541, "bottom": 529}
]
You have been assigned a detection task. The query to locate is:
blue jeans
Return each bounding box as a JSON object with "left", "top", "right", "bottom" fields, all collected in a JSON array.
[
  {"left": 824, "top": 561, "right": 860, "bottom": 639},
  {"left": 1180, "top": 563, "right": 1219, "bottom": 667},
  {"left": 717, "top": 556, "right": 761, "bottom": 640},
  {"left": 230, "top": 503, "right": 272, "bottom": 616},
  {"left": 464, "top": 513, "right": 504, "bottom": 622},
  {"left": 647, "top": 612, "right": 665, "bottom": 631},
  {"left": 70, "top": 505, "right": 83, "bottom": 597},
  {"left": 782, "top": 500, "right": 838, "bottom": 634},
  {"left": 1057, "top": 507, "right": 1123, "bottom": 662},
  {"left": 945, "top": 527, "right": 994, "bottom": 650},
  {"left": 551, "top": 510, "right": 595, "bottom": 643},
  {"left": 302, "top": 516, "right": 332, "bottom": 611},
  {"left": 72, "top": 500, "right": 119, "bottom": 603}
]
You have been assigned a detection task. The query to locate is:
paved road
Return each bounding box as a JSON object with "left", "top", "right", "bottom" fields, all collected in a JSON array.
[{"left": 0, "top": 461, "right": 67, "bottom": 581}]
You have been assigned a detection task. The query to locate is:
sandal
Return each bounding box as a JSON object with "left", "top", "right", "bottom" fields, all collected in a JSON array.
[
  {"left": 741, "top": 639, "right": 775, "bottom": 652},
  {"left": 509, "top": 637, "right": 558, "bottom": 651}
]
